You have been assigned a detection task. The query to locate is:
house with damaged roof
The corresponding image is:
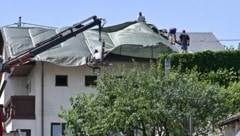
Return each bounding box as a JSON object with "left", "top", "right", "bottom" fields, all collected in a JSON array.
[{"left": 0, "top": 18, "right": 224, "bottom": 136}]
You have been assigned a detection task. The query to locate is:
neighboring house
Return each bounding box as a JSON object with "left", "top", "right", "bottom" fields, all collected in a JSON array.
[
  {"left": 218, "top": 113, "right": 240, "bottom": 136},
  {"left": 0, "top": 21, "right": 225, "bottom": 136}
]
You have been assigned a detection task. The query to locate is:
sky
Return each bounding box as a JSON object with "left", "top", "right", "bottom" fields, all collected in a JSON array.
[{"left": 1, "top": 0, "right": 240, "bottom": 48}]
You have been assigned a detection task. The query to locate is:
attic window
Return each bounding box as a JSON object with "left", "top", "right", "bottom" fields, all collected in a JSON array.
[{"left": 55, "top": 75, "right": 68, "bottom": 86}]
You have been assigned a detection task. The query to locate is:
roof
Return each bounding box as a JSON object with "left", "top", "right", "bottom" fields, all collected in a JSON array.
[
  {"left": 0, "top": 21, "right": 225, "bottom": 67},
  {"left": 175, "top": 32, "right": 225, "bottom": 52},
  {"left": 0, "top": 22, "right": 177, "bottom": 66}
]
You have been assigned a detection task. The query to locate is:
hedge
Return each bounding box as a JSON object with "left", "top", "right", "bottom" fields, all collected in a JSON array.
[{"left": 158, "top": 50, "right": 240, "bottom": 86}]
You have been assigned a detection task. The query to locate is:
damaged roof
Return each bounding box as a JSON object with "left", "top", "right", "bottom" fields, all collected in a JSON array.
[
  {"left": 0, "top": 21, "right": 225, "bottom": 67},
  {"left": 0, "top": 21, "right": 177, "bottom": 66}
]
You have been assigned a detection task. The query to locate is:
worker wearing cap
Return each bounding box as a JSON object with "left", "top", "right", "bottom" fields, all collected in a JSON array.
[{"left": 179, "top": 29, "right": 190, "bottom": 53}]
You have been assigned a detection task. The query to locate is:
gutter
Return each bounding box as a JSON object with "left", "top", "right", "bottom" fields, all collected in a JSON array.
[{"left": 41, "top": 62, "right": 44, "bottom": 136}]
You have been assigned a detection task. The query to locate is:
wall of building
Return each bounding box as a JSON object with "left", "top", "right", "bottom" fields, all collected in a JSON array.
[
  {"left": 3, "top": 76, "right": 28, "bottom": 103},
  {"left": 41, "top": 62, "right": 97, "bottom": 136},
  {"left": 5, "top": 120, "right": 35, "bottom": 135}
]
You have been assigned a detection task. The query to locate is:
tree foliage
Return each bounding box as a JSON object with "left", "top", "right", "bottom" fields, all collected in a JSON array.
[
  {"left": 59, "top": 62, "right": 228, "bottom": 136},
  {"left": 220, "top": 82, "right": 240, "bottom": 115}
]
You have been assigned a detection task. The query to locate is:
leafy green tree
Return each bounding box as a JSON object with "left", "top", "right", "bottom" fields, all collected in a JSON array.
[
  {"left": 60, "top": 63, "right": 224, "bottom": 136},
  {"left": 220, "top": 82, "right": 240, "bottom": 115}
]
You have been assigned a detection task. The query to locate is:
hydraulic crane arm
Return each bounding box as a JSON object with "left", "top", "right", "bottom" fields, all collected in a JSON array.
[{"left": 0, "top": 15, "right": 102, "bottom": 73}]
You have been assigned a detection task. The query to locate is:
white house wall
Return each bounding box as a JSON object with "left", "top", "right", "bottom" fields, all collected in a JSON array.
[
  {"left": 29, "top": 62, "right": 43, "bottom": 136},
  {"left": 42, "top": 62, "right": 98, "bottom": 136},
  {"left": 3, "top": 76, "right": 27, "bottom": 104},
  {"left": 5, "top": 120, "right": 35, "bottom": 134}
]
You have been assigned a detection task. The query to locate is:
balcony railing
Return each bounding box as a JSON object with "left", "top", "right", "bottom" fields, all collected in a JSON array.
[{"left": 4, "top": 96, "right": 35, "bottom": 122}]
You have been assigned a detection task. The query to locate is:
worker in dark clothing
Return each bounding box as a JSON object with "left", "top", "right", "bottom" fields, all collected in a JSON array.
[{"left": 179, "top": 29, "right": 190, "bottom": 53}]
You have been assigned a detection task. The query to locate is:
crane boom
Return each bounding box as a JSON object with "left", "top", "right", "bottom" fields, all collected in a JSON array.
[{"left": 0, "top": 15, "right": 102, "bottom": 73}]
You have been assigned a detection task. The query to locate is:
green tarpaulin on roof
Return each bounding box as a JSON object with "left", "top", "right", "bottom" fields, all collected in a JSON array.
[{"left": 1, "top": 21, "right": 177, "bottom": 66}]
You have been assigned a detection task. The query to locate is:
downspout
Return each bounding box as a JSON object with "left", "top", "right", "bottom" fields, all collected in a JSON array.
[{"left": 41, "top": 62, "right": 44, "bottom": 136}]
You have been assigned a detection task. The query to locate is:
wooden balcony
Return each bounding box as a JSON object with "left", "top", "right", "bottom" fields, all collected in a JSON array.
[{"left": 4, "top": 96, "right": 35, "bottom": 123}]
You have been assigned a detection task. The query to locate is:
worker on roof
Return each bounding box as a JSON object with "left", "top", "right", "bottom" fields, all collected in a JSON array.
[
  {"left": 179, "top": 29, "right": 190, "bottom": 53},
  {"left": 137, "top": 12, "right": 146, "bottom": 22},
  {"left": 92, "top": 49, "right": 102, "bottom": 66},
  {"left": 168, "top": 27, "right": 177, "bottom": 44}
]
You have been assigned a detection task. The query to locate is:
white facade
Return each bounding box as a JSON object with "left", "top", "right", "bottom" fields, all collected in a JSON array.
[{"left": 0, "top": 61, "right": 148, "bottom": 136}]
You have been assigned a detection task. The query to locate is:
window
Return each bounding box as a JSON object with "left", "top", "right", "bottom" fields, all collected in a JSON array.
[
  {"left": 85, "top": 75, "right": 97, "bottom": 86},
  {"left": 51, "top": 123, "right": 65, "bottom": 136},
  {"left": 55, "top": 75, "right": 68, "bottom": 86}
]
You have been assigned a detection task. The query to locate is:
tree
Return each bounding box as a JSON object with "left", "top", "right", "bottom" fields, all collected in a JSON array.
[
  {"left": 59, "top": 63, "right": 224, "bottom": 136},
  {"left": 220, "top": 82, "right": 240, "bottom": 115}
]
